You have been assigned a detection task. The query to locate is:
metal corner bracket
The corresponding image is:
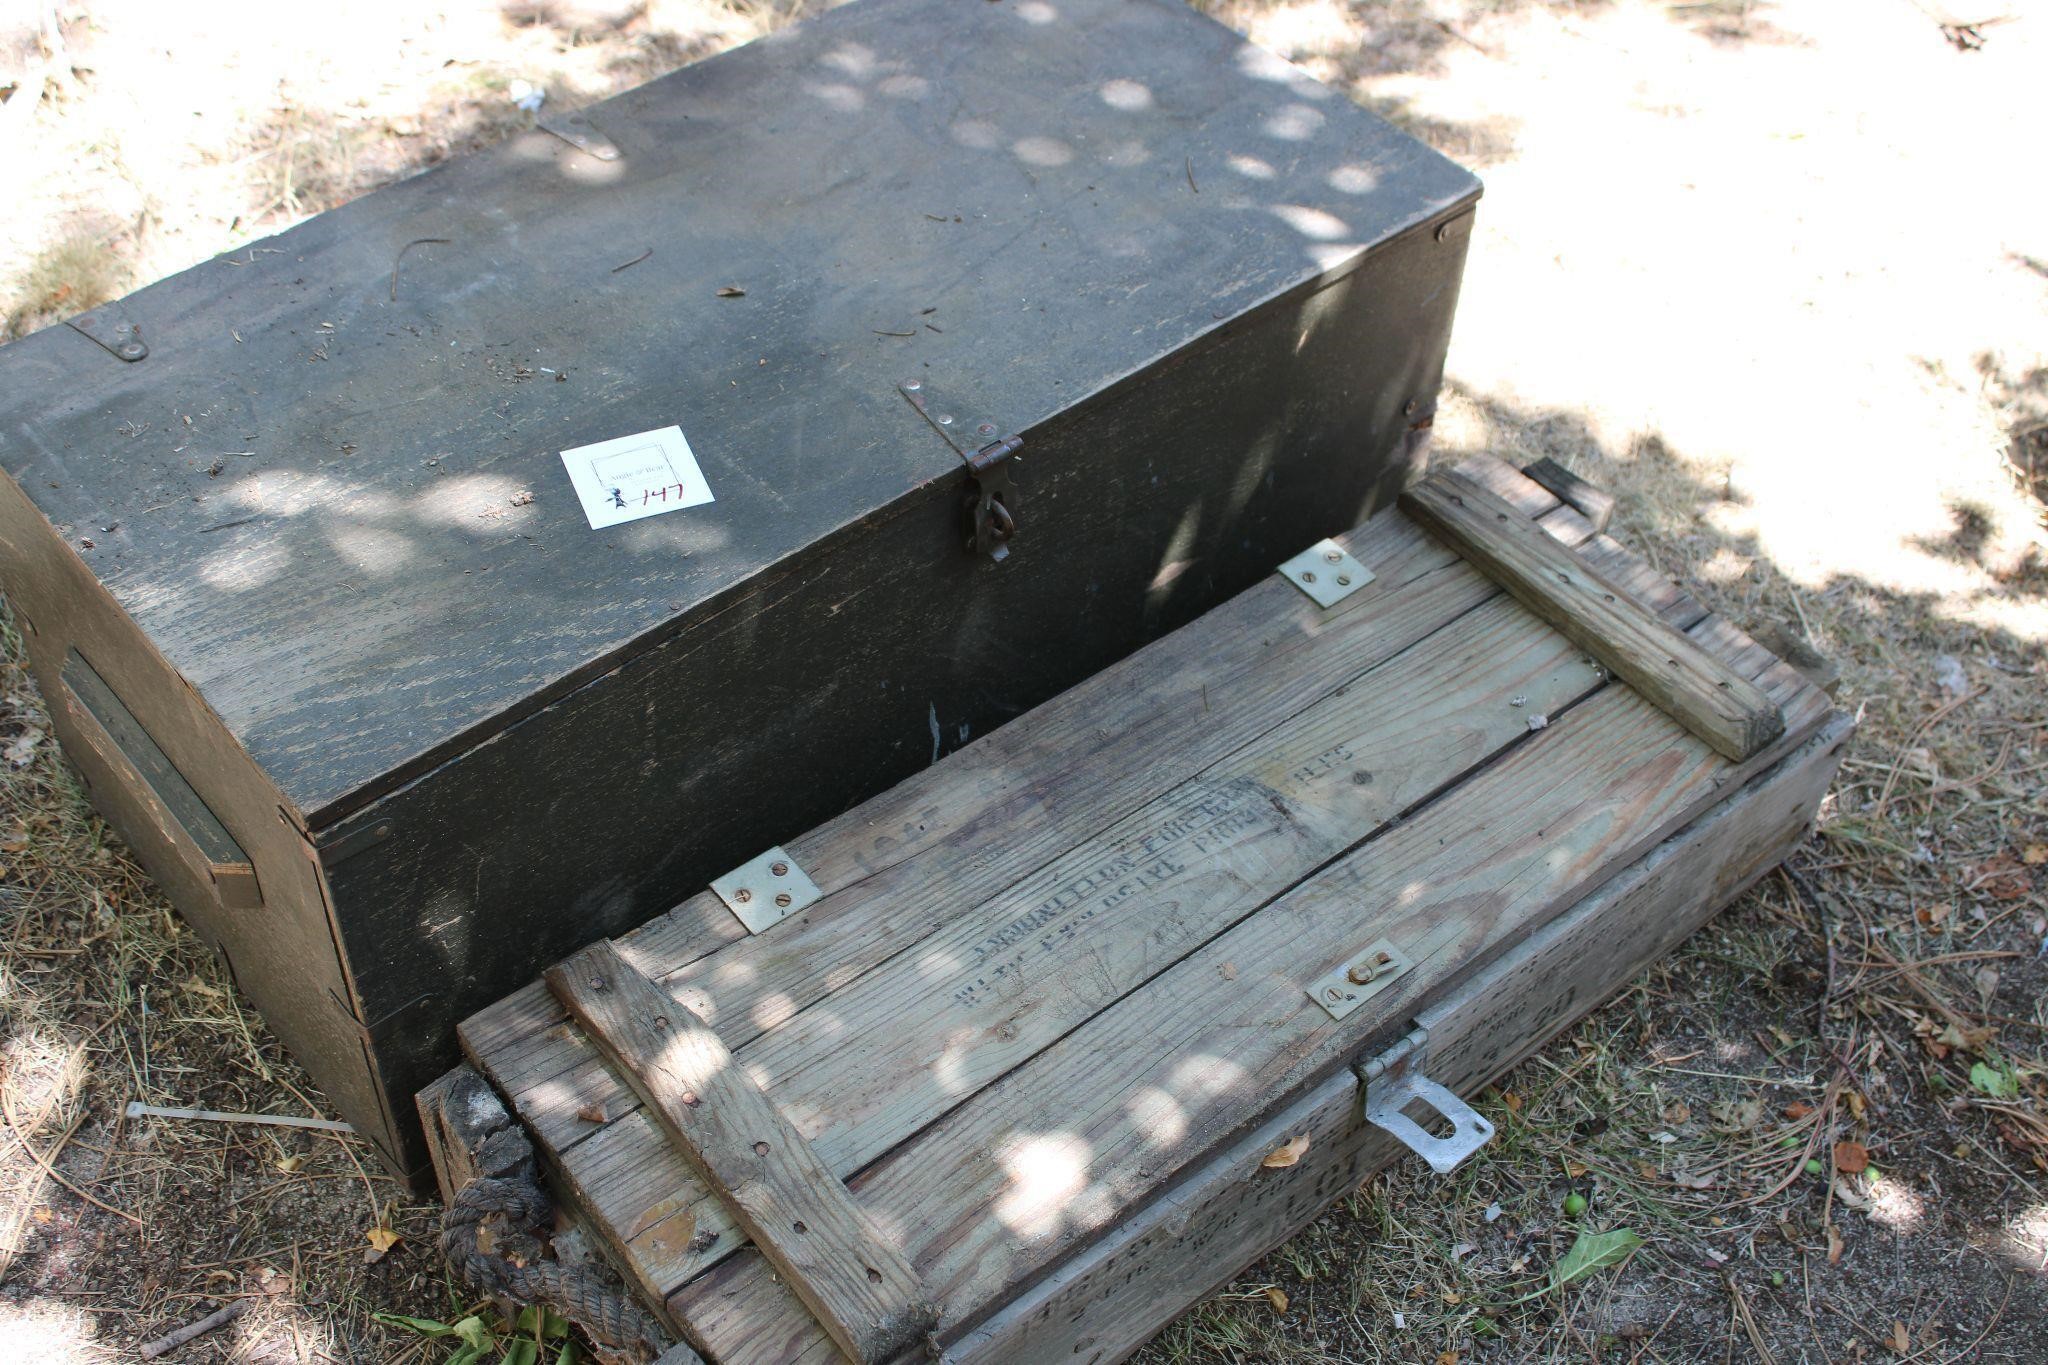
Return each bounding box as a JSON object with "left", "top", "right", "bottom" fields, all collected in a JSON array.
[
  {"left": 1278, "top": 539, "right": 1373, "bottom": 607},
  {"left": 710, "top": 846, "right": 821, "bottom": 934},
  {"left": 1357, "top": 1028, "right": 1495, "bottom": 1174}
]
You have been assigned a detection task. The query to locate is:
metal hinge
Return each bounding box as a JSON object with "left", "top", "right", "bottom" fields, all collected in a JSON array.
[
  {"left": 1357, "top": 1028, "right": 1495, "bottom": 1174},
  {"left": 899, "top": 379, "right": 1021, "bottom": 562}
]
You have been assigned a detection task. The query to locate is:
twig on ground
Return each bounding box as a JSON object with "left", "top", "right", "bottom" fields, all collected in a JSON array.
[
  {"left": 124, "top": 1101, "right": 352, "bottom": 1134},
  {"left": 139, "top": 1299, "right": 250, "bottom": 1360}
]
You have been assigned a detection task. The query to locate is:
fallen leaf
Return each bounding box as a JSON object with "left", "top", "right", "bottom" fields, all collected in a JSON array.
[
  {"left": 1662, "top": 1101, "right": 1692, "bottom": 1125},
  {"left": 1261, "top": 1134, "right": 1310, "bottom": 1169},
  {"left": 1826, "top": 1221, "right": 1844, "bottom": 1264},
  {"left": 1784, "top": 1101, "right": 1815, "bottom": 1120},
  {"left": 275, "top": 1155, "right": 303, "bottom": 1174},
  {"left": 2023, "top": 844, "right": 2048, "bottom": 866},
  {"left": 1672, "top": 1170, "right": 1714, "bottom": 1190},
  {"left": 1833, "top": 1141, "right": 1870, "bottom": 1174},
  {"left": 577, "top": 1101, "right": 608, "bottom": 1124},
  {"left": 1891, "top": 1320, "right": 1910, "bottom": 1354},
  {"left": 4, "top": 728, "right": 43, "bottom": 768},
  {"left": 1504, "top": 1228, "right": 1643, "bottom": 1303},
  {"left": 1218, "top": 960, "right": 1237, "bottom": 980},
  {"left": 1501, "top": 1091, "right": 1522, "bottom": 1113},
  {"left": 1915, "top": 904, "right": 1951, "bottom": 928},
  {"left": 1565, "top": 1159, "right": 1589, "bottom": 1177},
  {"left": 1966, "top": 854, "right": 2033, "bottom": 901},
  {"left": 715, "top": 285, "right": 746, "bottom": 298},
  {"left": 1263, "top": 1286, "right": 1288, "bottom": 1313},
  {"left": 1435, "top": 1352, "right": 1460, "bottom": 1365},
  {"left": 364, "top": 1225, "right": 402, "bottom": 1264}
]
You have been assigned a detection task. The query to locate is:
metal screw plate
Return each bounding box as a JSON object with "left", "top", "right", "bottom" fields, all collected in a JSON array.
[
  {"left": 1305, "top": 939, "right": 1411, "bottom": 1020},
  {"left": 1278, "top": 539, "right": 1374, "bottom": 608},
  {"left": 710, "top": 846, "right": 821, "bottom": 934}
]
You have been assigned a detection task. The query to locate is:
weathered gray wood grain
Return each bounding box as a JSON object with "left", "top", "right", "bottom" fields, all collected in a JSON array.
[
  {"left": 947, "top": 710, "right": 1849, "bottom": 1365},
  {"left": 462, "top": 458, "right": 1580, "bottom": 1128},
  {"left": 547, "top": 943, "right": 934, "bottom": 1365},
  {"left": 1403, "top": 467, "right": 1784, "bottom": 760},
  {"left": 673, "top": 627, "right": 1828, "bottom": 1360},
  {"left": 484, "top": 508, "right": 1679, "bottom": 1302}
]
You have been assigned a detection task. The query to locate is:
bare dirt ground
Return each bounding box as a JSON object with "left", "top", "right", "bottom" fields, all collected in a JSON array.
[{"left": 2, "top": 0, "right": 2043, "bottom": 1360}]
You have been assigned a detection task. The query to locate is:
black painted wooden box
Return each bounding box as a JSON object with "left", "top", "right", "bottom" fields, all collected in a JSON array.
[{"left": 0, "top": 0, "right": 1479, "bottom": 1177}]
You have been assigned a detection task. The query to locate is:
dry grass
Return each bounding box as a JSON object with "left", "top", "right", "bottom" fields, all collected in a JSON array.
[{"left": 2, "top": 0, "right": 2044, "bottom": 1361}]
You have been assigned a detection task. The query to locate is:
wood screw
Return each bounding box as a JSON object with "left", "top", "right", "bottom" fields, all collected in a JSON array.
[
  {"left": 733, "top": 888, "right": 753, "bottom": 903},
  {"left": 775, "top": 892, "right": 792, "bottom": 908},
  {"left": 770, "top": 861, "right": 789, "bottom": 876}
]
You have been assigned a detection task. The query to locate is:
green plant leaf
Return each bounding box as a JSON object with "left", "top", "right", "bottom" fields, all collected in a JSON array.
[
  {"left": 1551, "top": 1228, "right": 1643, "bottom": 1288},
  {"left": 1497, "top": 1227, "right": 1644, "bottom": 1306},
  {"left": 499, "top": 1339, "right": 538, "bottom": 1365},
  {"left": 452, "top": 1317, "right": 492, "bottom": 1351},
  {"left": 373, "top": 1313, "right": 459, "bottom": 1338},
  {"left": 554, "top": 1341, "right": 576, "bottom": 1365},
  {"left": 1970, "top": 1059, "right": 2019, "bottom": 1099},
  {"left": 446, "top": 1345, "right": 490, "bottom": 1365},
  {"left": 510, "top": 1306, "right": 570, "bottom": 1340}
]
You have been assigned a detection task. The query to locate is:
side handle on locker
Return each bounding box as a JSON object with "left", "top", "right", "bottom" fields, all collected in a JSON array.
[{"left": 58, "top": 649, "right": 262, "bottom": 910}]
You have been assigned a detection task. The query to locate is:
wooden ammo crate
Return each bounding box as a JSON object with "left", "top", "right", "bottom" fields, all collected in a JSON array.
[
  {"left": 0, "top": 0, "right": 1481, "bottom": 1176},
  {"left": 425, "top": 456, "right": 1850, "bottom": 1364}
]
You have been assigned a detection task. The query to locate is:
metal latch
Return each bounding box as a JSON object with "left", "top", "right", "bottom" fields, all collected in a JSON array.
[
  {"left": 1306, "top": 939, "right": 1411, "bottom": 1020},
  {"left": 710, "top": 846, "right": 822, "bottom": 934},
  {"left": 67, "top": 302, "right": 149, "bottom": 362},
  {"left": 1358, "top": 1029, "right": 1495, "bottom": 1174},
  {"left": 537, "top": 108, "right": 621, "bottom": 161},
  {"left": 899, "top": 379, "right": 1021, "bottom": 562}
]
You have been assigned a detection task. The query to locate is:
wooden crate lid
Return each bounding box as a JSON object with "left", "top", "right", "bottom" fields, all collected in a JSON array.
[
  {"left": 460, "top": 456, "right": 1833, "bottom": 1358},
  {"left": 0, "top": 0, "right": 1479, "bottom": 826}
]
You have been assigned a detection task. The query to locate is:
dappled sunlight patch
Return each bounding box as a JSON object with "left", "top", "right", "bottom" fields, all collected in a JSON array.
[
  {"left": 1996, "top": 1203, "right": 2048, "bottom": 1273},
  {"left": 1126, "top": 1085, "right": 1189, "bottom": 1148},
  {"left": 1099, "top": 79, "right": 1154, "bottom": 112},
  {"left": 1166, "top": 1052, "right": 1246, "bottom": 1105},
  {"left": 196, "top": 536, "right": 292, "bottom": 592},
  {"left": 1864, "top": 1172, "right": 1926, "bottom": 1233},
  {"left": 0, "top": 1302, "right": 112, "bottom": 1365},
  {"left": 748, "top": 990, "right": 800, "bottom": 1033},
  {"left": 994, "top": 1131, "right": 1092, "bottom": 1239}
]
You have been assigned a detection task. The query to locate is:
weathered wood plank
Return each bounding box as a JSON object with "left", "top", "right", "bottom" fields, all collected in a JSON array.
[
  {"left": 1518, "top": 456, "right": 1616, "bottom": 533},
  {"left": 948, "top": 709, "right": 1850, "bottom": 1365},
  {"left": 466, "top": 459, "right": 1581, "bottom": 1129},
  {"left": 672, "top": 619, "right": 1828, "bottom": 1360},
  {"left": 543, "top": 521, "right": 1701, "bottom": 1306},
  {"left": 1403, "top": 466, "right": 1784, "bottom": 760},
  {"left": 417, "top": 1066, "right": 535, "bottom": 1207},
  {"left": 546, "top": 942, "right": 935, "bottom": 1365}
]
